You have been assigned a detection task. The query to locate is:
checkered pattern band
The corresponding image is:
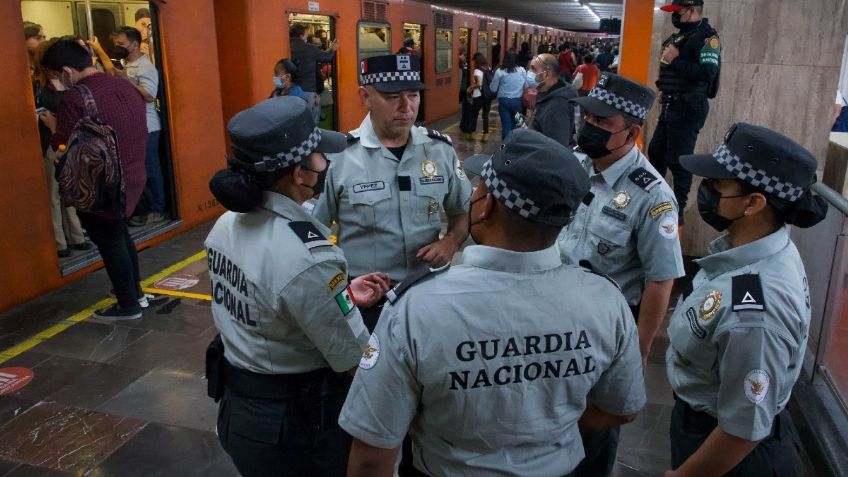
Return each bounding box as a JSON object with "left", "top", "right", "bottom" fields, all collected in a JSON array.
[
  {"left": 253, "top": 128, "right": 322, "bottom": 173},
  {"left": 713, "top": 144, "right": 805, "bottom": 202},
  {"left": 362, "top": 71, "right": 421, "bottom": 85},
  {"left": 481, "top": 161, "right": 541, "bottom": 219},
  {"left": 588, "top": 88, "right": 649, "bottom": 120}
]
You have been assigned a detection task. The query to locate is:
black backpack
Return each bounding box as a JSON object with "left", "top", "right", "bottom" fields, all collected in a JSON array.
[{"left": 481, "top": 68, "right": 497, "bottom": 100}]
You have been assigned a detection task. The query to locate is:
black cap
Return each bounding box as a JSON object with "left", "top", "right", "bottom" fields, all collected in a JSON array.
[
  {"left": 227, "top": 96, "right": 346, "bottom": 173},
  {"left": 680, "top": 123, "right": 817, "bottom": 203},
  {"left": 463, "top": 129, "right": 590, "bottom": 226},
  {"left": 571, "top": 73, "right": 655, "bottom": 121},
  {"left": 660, "top": 0, "right": 704, "bottom": 12},
  {"left": 360, "top": 54, "right": 425, "bottom": 92}
]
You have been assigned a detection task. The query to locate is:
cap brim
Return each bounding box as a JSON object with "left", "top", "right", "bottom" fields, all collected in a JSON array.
[
  {"left": 314, "top": 129, "right": 347, "bottom": 154},
  {"left": 571, "top": 95, "right": 620, "bottom": 118},
  {"left": 679, "top": 153, "right": 738, "bottom": 179},
  {"left": 369, "top": 81, "right": 428, "bottom": 93},
  {"left": 659, "top": 4, "right": 684, "bottom": 11},
  {"left": 462, "top": 154, "right": 490, "bottom": 178}
]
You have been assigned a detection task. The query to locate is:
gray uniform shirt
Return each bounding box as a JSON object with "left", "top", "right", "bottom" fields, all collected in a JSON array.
[
  {"left": 205, "top": 192, "right": 370, "bottom": 374},
  {"left": 666, "top": 227, "right": 810, "bottom": 441},
  {"left": 125, "top": 54, "right": 160, "bottom": 133},
  {"left": 314, "top": 114, "right": 472, "bottom": 281},
  {"left": 557, "top": 146, "right": 685, "bottom": 305},
  {"left": 339, "top": 245, "right": 645, "bottom": 476}
]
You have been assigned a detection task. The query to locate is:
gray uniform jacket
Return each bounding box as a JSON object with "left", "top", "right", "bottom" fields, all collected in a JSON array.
[
  {"left": 339, "top": 244, "right": 645, "bottom": 476},
  {"left": 531, "top": 80, "right": 577, "bottom": 148},
  {"left": 314, "top": 114, "right": 472, "bottom": 281},
  {"left": 558, "top": 146, "right": 685, "bottom": 305},
  {"left": 666, "top": 227, "right": 810, "bottom": 441},
  {"left": 205, "top": 192, "right": 369, "bottom": 374}
]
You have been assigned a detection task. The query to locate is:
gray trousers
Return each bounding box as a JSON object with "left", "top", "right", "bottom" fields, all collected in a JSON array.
[
  {"left": 303, "top": 91, "right": 321, "bottom": 124},
  {"left": 44, "top": 148, "right": 85, "bottom": 250}
]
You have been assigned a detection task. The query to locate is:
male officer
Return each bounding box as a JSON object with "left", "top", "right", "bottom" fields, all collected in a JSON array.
[
  {"left": 648, "top": 0, "right": 721, "bottom": 227},
  {"left": 341, "top": 129, "right": 646, "bottom": 477},
  {"left": 665, "top": 123, "right": 828, "bottom": 476},
  {"left": 560, "top": 73, "right": 686, "bottom": 477},
  {"left": 204, "top": 97, "right": 391, "bottom": 477},
  {"left": 314, "top": 54, "right": 472, "bottom": 331}
]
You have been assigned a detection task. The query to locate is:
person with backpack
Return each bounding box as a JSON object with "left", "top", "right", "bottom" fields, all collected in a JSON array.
[
  {"left": 528, "top": 53, "right": 577, "bottom": 148},
  {"left": 467, "top": 53, "right": 496, "bottom": 142},
  {"left": 42, "top": 39, "right": 149, "bottom": 320}
]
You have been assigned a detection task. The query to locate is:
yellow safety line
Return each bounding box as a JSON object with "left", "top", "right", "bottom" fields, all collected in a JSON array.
[
  {"left": 141, "top": 287, "right": 212, "bottom": 301},
  {"left": 0, "top": 250, "right": 208, "bottom": 365}
]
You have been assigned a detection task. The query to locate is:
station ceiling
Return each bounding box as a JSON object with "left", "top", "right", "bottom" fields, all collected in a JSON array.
[{"left": 431, "top": 0, "right": 626, "bottom": 32}]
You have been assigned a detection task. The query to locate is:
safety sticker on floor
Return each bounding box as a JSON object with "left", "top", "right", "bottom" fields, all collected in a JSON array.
[
  {"left": 0, "top": 368, "right": 33, "bottom": 395},
  {"left": 154, "top": 274, "right": 200, "bottom": 290}
]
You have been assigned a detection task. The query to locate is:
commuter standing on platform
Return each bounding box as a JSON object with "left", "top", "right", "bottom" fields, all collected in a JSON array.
[
  {"left": 528, "top": 53, "right": 577, "bottom": 148},
  {"left": 205, "top": 96, "right": 390, "bottom": 477},
  {"left": 559, "top": 73, "right": 685, "bottom": 477},
  {"left": 665, "top": 123, "right": 828, "bottom": 477},
  {"left": 289, "top": 23, "right": 338, "bottom": 124},
  {"left": 648, "top": 0, "right": 721, "bottom": 228},
  {"left": 314, "top": 54, "right": 471, "bottom": 332},
  {"left": 341, "top": 129, "right": 646, "bottom": 477}
]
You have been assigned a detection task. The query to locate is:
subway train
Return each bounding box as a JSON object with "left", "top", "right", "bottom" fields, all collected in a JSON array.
[{"left": 1, "top": 0, "right": 602, "bottom": 312}]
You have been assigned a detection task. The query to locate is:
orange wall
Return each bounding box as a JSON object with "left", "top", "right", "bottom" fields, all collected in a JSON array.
[
  {"left": 619, "top": 0, "right": 655, "bottom": 86},
  {"left": 0, "top": 0, "right": 227, "bottom": 312}
]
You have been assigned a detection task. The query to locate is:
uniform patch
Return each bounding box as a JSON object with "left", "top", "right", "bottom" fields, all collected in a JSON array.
[
  {"left": 597, "top": 74, "right": 610, "bottom": 87},
  {"left": 359, "top": 334, "right": 380, "bottom": 370},
  {"left": 709, "top": 37, "right": 720, "bottom": 49},
  {"left": 428, "top": 200, "right": 440, "bottom": 215},
  {"left": 744, "top": 369, "right": 770, "bottom": 404},
  {"left": 427, "top": 129, "right": 452, "bottom": 145},
  {"left": 602, "top": 206, "right": 627, "bottom": 221},
  {"left": 328, "top": 272, "right": 346, "bottom": 291},
  {"left": 455, "top": 158, "right": 467, "bottom": 180},
  {"left": 289, "top": 222, "right": 332, "bottom": 249},
  {"left": 658, "top": 215, "right": 678, "bottom": 240},
  {"left": 649, "top": 201, "right": 675, "bottom": 219},
  {"left": 700, "top": 36, "right": 721, "bottom": 66},
  {"left": 686, "top": 307, "right": 707, "bottom": 340},
  {"left": 700, "top": 290, "right": 721, "bottom": 321},
  {"left": 334, "top": 287, "right": 355, "bottom": 316},
  {"left": 397, "top": 55, "right": 411, "bottom": 71},
  {"left": 597, "top": 242, "right": 612, "bottom": 256},
  {"left": 420, "top": 176, "right": 445, "bottom": 185},
  {"left": 612, "top": 190, "right": 631, "bottom": 209},
  {"left": 628, "top": 168, "right": 661, "bottom": 192},
  {"left": 421, "top": 160, "right": 438, "bottom": 177},
  {"left": 353, "top": 181, "right": 385, "bottom": 193},
  {"left": 732, "top": 274, "right": 766, "bottom": 312}
]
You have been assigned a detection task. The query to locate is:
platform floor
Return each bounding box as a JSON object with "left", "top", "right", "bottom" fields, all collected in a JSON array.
[{"left": 0, "top": 109, "right": 813, "bottom": 476}]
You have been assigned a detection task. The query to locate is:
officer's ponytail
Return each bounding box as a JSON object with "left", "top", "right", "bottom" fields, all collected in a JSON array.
[
  {"left": 773, "top": 190, "right": 829, "bottom": 229},
  {"left": 209, "top": 166, "right": 263, "bottom": 213}
]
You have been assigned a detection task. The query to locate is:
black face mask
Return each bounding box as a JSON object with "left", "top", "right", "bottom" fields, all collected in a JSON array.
[
  {"left": 113, "top": 46, "right": 130, "bottom": 60},
  {"left": 466, "top": 193, "right": 488, "bottom": 244},
  {"left": 671, "top": 12, "right": 684, "bottom": 28},
  {"left": 576, "top": 122, "right": 630, "bottom": 159},
  {"left": 697, "top": 180, "right": 748, "bottom": 231},
  {"left": 301, "top": 159, "right": 330, "bottom": 198}
]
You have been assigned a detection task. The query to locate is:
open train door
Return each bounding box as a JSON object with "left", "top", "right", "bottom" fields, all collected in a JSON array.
[
  {"left": 403, "top": 22, "right": 425, "bottom": 124},
  {"left": 289, "top": 13, "right": 339, "bottom": 131}
]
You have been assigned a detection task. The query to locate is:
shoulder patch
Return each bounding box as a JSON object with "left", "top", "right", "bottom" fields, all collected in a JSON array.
[
  {"left": 345, "top": 132, "right": 360, "bottom": 145},
  {"left": 289, "top": 221, "right": 332, "bottom": 250},
  {"left": 649, "top": 201, "right": 675, "bottom": 219},
  {"left": 628, "top": 168, "right": 662, "bottom": 192},
  {"left": 700, "top": 36, "right": 721, "bottom": 66},
  {"left": 732, "top": 274, "right": 766, "bottom": 312},
  {"left": 578, "top": 260, "right": 621, "bottom": 291},
  {"left": 426, "top": 129, "right": 453, "bottom": 145},
  {"left": 386, "top": 265, "right": 449, "bottom": 304}
]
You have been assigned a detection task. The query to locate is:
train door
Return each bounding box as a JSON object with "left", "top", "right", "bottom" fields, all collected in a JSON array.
[
  {"left": 476, "top": 30, "right": 489, "bottom": 62},
  {"left": 510, "top": 32, "right": 518, "bottom": 52},
  {"left": 20, "top": 0, "right": 178, "bottom": 275},
  {"left": 458, "top": 27, "right": 471, "bottom": 98},
  {"left": 289, "top": 13, "right": 338, "bottom": 131},
  {"left": 403, "top": 22, "right": 425, "bottom": 123},
  {"left": 491, "top": 30, "right": 501, "bottom": 66}
]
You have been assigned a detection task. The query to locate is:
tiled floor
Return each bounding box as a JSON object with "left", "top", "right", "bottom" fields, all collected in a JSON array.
[{"left": 0, "top": 110, "right": 807, "bottom": 476}]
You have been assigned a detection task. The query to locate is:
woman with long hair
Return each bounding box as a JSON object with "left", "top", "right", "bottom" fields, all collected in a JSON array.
[{"left": 490, "top": 52, "right": 527, "bottom": 139}]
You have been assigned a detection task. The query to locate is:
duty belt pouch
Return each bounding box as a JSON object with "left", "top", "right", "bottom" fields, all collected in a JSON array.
[{"left": 205, "top": 334, "right": 226, "bottom": 402}]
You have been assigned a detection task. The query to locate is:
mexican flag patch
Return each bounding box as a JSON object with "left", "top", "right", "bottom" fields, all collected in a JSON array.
[{"left": 335, "top": 288, "right": 355, "bottom": 315}]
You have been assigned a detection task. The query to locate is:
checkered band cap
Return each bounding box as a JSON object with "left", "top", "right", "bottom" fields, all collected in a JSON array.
[
  {"left": 587, "top": 87, "right": 649, "bottom": 120},
  {"left": 253, "top": 128, "right": 322, "bottom": 173},
  {"left": 714, "top": 143, "right": 805, "bottom": 202},
  {"left": 481, "top": 160, "right": 541, "bottom": 219},
  {"left": 362, "top": 71, "right": 422, "bottom": 85}
]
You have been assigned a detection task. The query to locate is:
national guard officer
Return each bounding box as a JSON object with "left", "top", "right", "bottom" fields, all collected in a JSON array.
[
  {"left": 648, "top": 0, "right": 721, "bottom": 228},
  {"left": 665, "top": 123, "right": 828, "bottom": 477},
  {"left": 340, "top": 129, "right": 646, "bottom": 477},
  {"left": 203, "top": 96, "right": 391, "bottom": 477},
  {"left": 313, "top": 53, "right": 472, "bottom": 332},
  {"left": 559, "top": 72, "right": 686, "bottom": 477}
]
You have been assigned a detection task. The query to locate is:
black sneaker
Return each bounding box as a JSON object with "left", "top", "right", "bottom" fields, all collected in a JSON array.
[
  {"left": 129, "top": 215, "right": 148, "bottom": 227},
  {"left": 93, "top": 304, "right": 142, "bottom": 321},
  {"left": 71, "top": 242, "right": 93, "bottom": 251},
  {"left": 58, "top": 248, "right": 72, "bottom": 258}
]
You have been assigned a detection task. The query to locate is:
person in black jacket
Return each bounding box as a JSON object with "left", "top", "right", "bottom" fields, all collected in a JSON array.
[
  {"left": 648, "top": 0, "right": 721, "bottom": 228},
  {"left": 289, "top": 24, "right": 338, "bottom": 124},
  {"left": 528, "top": 53, "right": 577, "bottom": 148}
]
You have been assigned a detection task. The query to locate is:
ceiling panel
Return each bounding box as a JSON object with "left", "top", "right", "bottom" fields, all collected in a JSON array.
[{"left": 428, "top": 0, "right": 624, "bottom": 31}]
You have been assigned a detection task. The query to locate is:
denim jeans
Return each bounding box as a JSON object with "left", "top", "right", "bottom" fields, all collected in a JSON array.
[
  {"left": 77, "top": 212, "right": 142, "bottom": 309},
  {"left": 144, "top": 130, "right": 165, "bottom": 213},
  {"left": 497, "top": 97, "right": 523, "bottom": 140}
]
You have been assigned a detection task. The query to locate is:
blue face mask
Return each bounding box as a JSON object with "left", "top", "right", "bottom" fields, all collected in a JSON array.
[
  {"left": 272, "top": 76, "right": 285, "bottom": 89},
  {"left": 526, "top": 70, "right": 540, "bottom": 88}
]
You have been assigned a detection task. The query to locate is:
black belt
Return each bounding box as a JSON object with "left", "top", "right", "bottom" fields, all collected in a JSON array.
[{"left": 225, "top": 361, "right": 336, "bottom": 400}]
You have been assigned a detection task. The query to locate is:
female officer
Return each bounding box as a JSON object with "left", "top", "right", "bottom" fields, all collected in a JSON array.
[
  {"left": 664, "top": 123, "right": 828, "bottom": 477},
  {"left": 205, "top": 96, "right": 390, "bottom": 477}
]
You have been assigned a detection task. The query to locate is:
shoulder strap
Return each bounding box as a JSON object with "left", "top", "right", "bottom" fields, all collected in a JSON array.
[
  {"left": 345, "top": 132, "right": 360, "bottom": 145},
  {"left": 386, "top": 265, "right": 449, "bottom": 304},
  {"left": 76, "top": 84, "right": 99, "bottom": 118},
  {"left": 426, "top": 129, "right": 453, "bottom": 145},
  {"left": 628, "top": 167, "right": 662, "bottom": 193},
  {"left": 731, "top": 274, "right": 766, "bottom": 312},
  {"left": 288, "top": 221, "right": 332, "bottom": 250}
]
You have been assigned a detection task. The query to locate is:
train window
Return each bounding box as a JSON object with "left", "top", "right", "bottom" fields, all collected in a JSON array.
[
  {"left": 476, "top": 31, "right": 488, "bottom": 59},
  {"left": 357, "top": 21, "right": 391, "bottom": 79},
  {"left": 21, "top": 0, "right": 178, "bottom": 275},
  {"left": 435, "top": 28, "right": 452, "bottom": 73}
]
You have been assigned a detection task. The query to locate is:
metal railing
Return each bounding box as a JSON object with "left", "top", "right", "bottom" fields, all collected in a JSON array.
[{"left": 812, "top": 182, "right": 848, "bottom": 217}]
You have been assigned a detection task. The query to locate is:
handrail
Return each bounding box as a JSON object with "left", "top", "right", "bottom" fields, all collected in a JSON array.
[{"left": 812, "top": 182, "right": 848, "bottom": 217}]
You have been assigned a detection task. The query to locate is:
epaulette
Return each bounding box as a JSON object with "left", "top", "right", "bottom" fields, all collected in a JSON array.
[
  {"left": 288, "top": 221, "right": 332, "bottom": 250},
  {"left": 578, "top": 260, "right": 621, "bottom": 291},
  {"left": 345, "top": 132, "right": 360, "bottom": 145},
  {"left": 386, "top": 265, "right": 449, "bottom": 304},
  {"left": 628, "top": 168, "right": 662, "bottom": 193},
  {"left": 426, "top": 129, "right": 453, "bottom": 145},
  {"left": 731, "top": 274, "right": 766, "bottom": 312}
]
